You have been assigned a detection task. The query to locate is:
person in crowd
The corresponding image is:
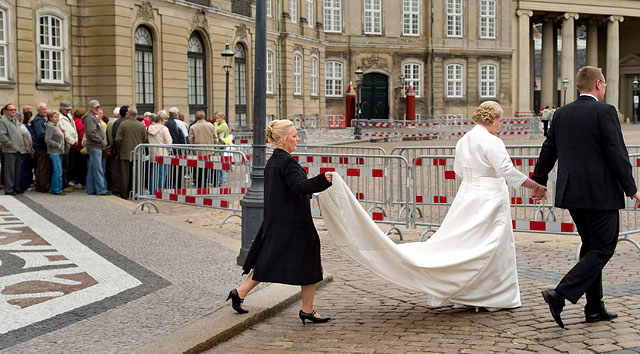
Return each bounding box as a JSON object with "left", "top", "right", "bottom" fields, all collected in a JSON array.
[
  {"left": 115, "top": 107, "right": 146, "bottom": 199},
  {"left": 228, "top": 119, "right": 334, "bottom": 324},
  {"left": 318, "top": 101, "right": 548, "bottom": 312},
  {"left": 58, "top": 102, "right": 77, "bottom": 192},
  {"left": 189, "top": 111, "right": 218, "bottom": 188},
  {"left": 83, "top": 100, "right": 110, "bottom": 196},
  {"left": 0, "top": 104, "right": 26, "bottom": 195},
  {"left": 533, "top": 66, "right": 640, "bottom": 328},
  {"left": 214, "top": 113, "right": 232, "bottom": 183},
  {"left": 45, "top": 111, "right": 65, "bottom": 195},
  {"left": 143, "top": 112, "right": 152, "bottom": 127},
  {"left": 147, "top": 112, "right": 172, "bottom": 194},
  {"left": 107, "top": 106, "right": 127, "bottom": 194},
  {"left": 71, "top": 107, "right": 87, "bottom": 189},
  {"left": 32, "top": 103, "right": 52, "bottom": 192},
  {"left": 20, "top": 106, "right": 35, "bottom": 191},
  {"left": 19, "top": 112, "right": 35, "bottom": 192},
  {"left": 540, "top": 106, "right": 551, "bottom": 136},
  {"left": 165, "top": 108, "right": 186, "bottom": 187}
]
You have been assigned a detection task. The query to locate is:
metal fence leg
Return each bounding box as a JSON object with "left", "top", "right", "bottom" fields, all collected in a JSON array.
[{"left": 133, "top": 201, "right": 159, "bottom": 214}]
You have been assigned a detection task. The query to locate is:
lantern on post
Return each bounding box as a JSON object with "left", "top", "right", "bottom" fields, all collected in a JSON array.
[
  {"left": 354, "top": 66, "right": 364, "bottom": 139},
  {"left": 221, "top": 41, "right": 235, "bottom": 125}
]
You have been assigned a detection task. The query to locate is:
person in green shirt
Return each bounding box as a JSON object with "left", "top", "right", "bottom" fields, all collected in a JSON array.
[{"left": 214, "top": 113, "right": 232, "bottom": 183}]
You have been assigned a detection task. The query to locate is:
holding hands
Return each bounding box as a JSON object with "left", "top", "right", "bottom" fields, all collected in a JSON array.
[
  {"left": 324, "top": 171, "right": 333, "bottom": 183},
  {"left": 531, "top": 184, "right": 547, "bottom": 203}
]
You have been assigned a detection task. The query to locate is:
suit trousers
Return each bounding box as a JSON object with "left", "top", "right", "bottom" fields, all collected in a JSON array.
[
  {"left": 35, "top": 150, "right": 52, "bottom": 193},
  {"left": 3, "top": 152, "right": 21, "bottom": 194},
  {"left": 556, "top": 209, "right": 619, "bottom": 312},
  {"left": 119, "top": 159, "right": 132, "bottom": 199}
]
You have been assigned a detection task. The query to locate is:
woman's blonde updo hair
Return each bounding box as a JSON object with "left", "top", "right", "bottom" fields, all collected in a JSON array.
[
  {"left": 266, "top": 119, "right": 294, "bottom": 145},
  {"left": 472, "top": 101, "right": 503, "bottom": 125}
]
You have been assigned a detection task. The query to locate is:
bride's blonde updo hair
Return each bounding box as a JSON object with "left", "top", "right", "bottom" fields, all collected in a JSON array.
[
  {"left": 472, "top": 101, "right": 503, "bottom": 125},
  {"left": 266, "top": 119, "right": 294, "bottom": 145}
]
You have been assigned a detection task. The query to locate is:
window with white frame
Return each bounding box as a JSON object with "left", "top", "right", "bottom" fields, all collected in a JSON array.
[
  {"left": 0, "top": 8, "right": 7, "bottom": 80},
  {"left": 446, "top": 0, "right": 462, "bottom": 37},
  {"left": 403, "top": 63, "right": 421, "bottom": 97},
  {"left": 293, "top": 53, "right": 302, "bottom": 95},
  {"left": 307, "top": 0, "right": 314, "bottom": 27},
  {"left": 364, "top": 0, "right": 382, "bottom": 34},
  {"left": 446, "top": 63, "right": 463, "bottom": 97},
  {"left": 266, "top": 50, "right": 274, "bottom": 94},
  {"left": 480, "top": 64, "right": 497, "bottom": 97},
  {"left": 480, "top": 0, "right": 496, "bottom": 39},
  {"left": 323, "top": 0, "right": 342, "bottom": 33},
  {"left": 290, "top": 0, "right": 298, "bottom": 23},
  {"left": 403, "top": 0, "right": 419, "bottom": 36},
  {"left": 310, "top": 56, "right": 318, "bottom": 96},
  {"left": 187, "top": 32, "right": 206, "bottom": 117},
  {"left": 325, "top": 61, "right": 343, "bottom": 97},
  {"left": 267, "top": 0, "right": 272, "bottom": 17},
  {"left": 38, "top": 15, "right": 64, "bottom": 83},
  {"left": 135, "top": 26, "right": 154, "bottom": 113}
]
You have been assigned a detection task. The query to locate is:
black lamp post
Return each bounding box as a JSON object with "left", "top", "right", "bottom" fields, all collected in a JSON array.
[
  {"left": 633, "top": 76, "right": 639, "bottom": 124},
  {"left": 354, "top": 66, "right": 363, "bottom": 139},
  {"left": 221, "top": 41, "right": 234, "bottom": 125},
  {"left": 238, "top": 0, "right": 266, "bottom": 265},
  {"left": 562, "top": 76, "right": 569, "bottom": 106}
]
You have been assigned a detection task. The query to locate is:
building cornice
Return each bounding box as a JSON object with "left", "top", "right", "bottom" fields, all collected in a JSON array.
[{"left": 518, "top": 1, "right": 640, "bottom": 17}]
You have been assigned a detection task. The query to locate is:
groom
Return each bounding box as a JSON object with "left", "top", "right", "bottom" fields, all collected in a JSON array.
[{"left": 531, "top": 66, "right": 640, "bottom": 329}]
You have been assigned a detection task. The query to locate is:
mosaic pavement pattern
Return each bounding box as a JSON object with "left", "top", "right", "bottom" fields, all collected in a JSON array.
[{"left": 0, "top": 196, "right": 169, "bottom": 349}]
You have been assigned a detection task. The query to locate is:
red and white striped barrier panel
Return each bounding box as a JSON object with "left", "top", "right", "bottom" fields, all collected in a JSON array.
[{"left": 327, "top": 115, "right": 346, "bottom": 129}]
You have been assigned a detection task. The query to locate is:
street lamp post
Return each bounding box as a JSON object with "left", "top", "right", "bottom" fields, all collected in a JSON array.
[
  {"left": 562, "top": 76, "right": 569, "bottom": 106},
  {"left": 354, "top": 66, "right": 363, "bottom": 139},
  {"left": 238, "top": 0, "right": 266, "bottom": 265},
  {"left": 633, "top": 76, "right": 639, "bottom": 124},
  {"left": 221, "top": 41, "right": 235, "bottom": 125},
  {"left": 400, "top": 74, "right": 406, "bottom": 98}
]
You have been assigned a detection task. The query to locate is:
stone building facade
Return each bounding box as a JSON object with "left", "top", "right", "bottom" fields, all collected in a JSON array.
[{"left": 0, "top": 0, "right": 639, "bottom": 126}]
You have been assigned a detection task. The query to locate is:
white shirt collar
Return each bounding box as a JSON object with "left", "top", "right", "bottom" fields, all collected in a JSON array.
[{"left": 580, "top": 93, "right": 598, "bottom": 101}]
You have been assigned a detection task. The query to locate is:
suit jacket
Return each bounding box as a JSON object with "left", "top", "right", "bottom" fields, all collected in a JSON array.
[{"left": 532, "top": 95, "right": 637, "bottom": 210}]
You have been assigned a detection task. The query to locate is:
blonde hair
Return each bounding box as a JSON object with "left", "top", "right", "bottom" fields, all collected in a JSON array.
[
  {"left": 472, "top": 101, "right": 503, "bottom": 125},
  {"left": 266, "top": 119, "right": 294, "bottom": 145},
  {"left": 576, "top": 66, "right": 602, "bottom": 93}
]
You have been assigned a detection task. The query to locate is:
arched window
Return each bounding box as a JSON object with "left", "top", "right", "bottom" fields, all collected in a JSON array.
[
  {"left": 310, "top": 56, "right": 319, "bottom": 96},
  {"left": 403, "top": 62, "right": 422, "bottom": 97},
  {"left": 293, "top": 52, "right": 302, "bottom": 95},
  {"left": 480, "top": 64, "right": 497, "bottom": 97},
  {"left": 188, "top": 32, "right": 206, "bottom": 122},
  {"left": 135, "top": 26, "right": 154, "bottom": 113},
  {"left": 0, "top": 7, "right": 7, "bottom": 80},
  {"left": 446, "top": 63, "right": 464, "bottom": 98},
  {"left": 234, "top": 43, "right": 247, "bottom": 126},
  {"left": 325, "top": 60, "right": 343, "bottom": 97},
  {"left": 38, "top": 15, "right": 64, "bottom": 83}
]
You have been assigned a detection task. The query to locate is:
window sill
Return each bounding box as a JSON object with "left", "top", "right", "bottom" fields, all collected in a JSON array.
[
  {"left": 36, "top": 82, "right": 71, "bottom": 91},
  {"left": 0, "top": 80, "right": 17, "bottom": 89}
]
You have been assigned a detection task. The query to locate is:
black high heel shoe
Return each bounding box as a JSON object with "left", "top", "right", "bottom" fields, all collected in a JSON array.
[
  {"left": 299, "top": 310, "right": 331, "bottom": 324},
  {"left": 226, "top": 289, "right": 248, "bottom": 314}
]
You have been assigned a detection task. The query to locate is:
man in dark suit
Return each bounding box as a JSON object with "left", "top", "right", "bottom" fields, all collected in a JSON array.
[{"left": 531, "top": 66, "right": 640, "bottom": 329}]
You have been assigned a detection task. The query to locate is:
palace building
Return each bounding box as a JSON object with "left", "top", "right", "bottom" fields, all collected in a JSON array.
[{"left": 0, "top": 0, "right": 639, "bottom": 126}]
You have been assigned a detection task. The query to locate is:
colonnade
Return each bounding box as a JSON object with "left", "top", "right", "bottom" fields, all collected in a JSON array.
[{"left": 516, "top": 10, "right": 624, "bottom": 114}]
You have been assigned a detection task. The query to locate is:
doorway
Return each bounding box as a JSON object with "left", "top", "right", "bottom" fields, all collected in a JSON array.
[{"left": 361, "top": 73, "right": 389, "bottom": 120}]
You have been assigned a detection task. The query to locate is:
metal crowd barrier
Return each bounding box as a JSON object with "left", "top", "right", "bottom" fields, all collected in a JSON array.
[
  {"left": 278, "top": 151, "right": 411, "bottom": 239},
  {"left": 131, "top": 144, "right": 250, "bottom": 228},
  {"left": 410, "top": 153, "right": 640, "bottom": 256}
]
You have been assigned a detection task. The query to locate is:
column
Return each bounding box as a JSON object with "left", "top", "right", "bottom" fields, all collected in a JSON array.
[
  {"left": 541, "top": 17, "right": 556, "bottom": 108},
  {"left": 561, "top": 13, "right": 579, "bottom": 104},
  {"left": 605, "top": 16, "right": 624, "bottom": 109},
  {"left": 586, "top": 20, "right": 599, "bottom": 66},
  {"left": 516, "top": 9, "right": 533, "bottom": 115}
]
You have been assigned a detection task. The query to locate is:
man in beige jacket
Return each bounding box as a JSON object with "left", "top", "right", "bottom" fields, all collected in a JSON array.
[{"left": 188, "top": 111, "right": 218, "bottom": 188}]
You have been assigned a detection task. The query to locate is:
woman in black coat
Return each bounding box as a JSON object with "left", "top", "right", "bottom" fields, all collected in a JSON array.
[{"left": 227, "top": 119, "right": 333, "bottom": 324}]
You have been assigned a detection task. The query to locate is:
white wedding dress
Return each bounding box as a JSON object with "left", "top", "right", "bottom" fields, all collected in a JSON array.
[{"left": 318, "top": 125, "right": 527, "bottom": 309}]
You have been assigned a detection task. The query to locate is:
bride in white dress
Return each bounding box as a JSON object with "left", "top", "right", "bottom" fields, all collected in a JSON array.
[{"left": 318, "top": 101, "right": 547, "bottom": 310}]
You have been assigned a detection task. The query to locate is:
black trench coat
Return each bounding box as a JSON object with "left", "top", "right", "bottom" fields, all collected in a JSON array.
[{"left": 242, "top": 148, "right": 332, "bottom": 285}]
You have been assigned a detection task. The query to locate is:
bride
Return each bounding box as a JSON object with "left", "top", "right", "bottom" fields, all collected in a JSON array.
[{"left": 318, "top": 101, "right": 547, "bottom": 310}]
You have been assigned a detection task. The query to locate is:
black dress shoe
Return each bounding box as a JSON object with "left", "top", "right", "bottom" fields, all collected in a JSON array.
[
  {"left": 299, "top": 310, "right": 331, "bottom": 324},
  {"left": 226, "top": 289, "right": 248, "bottom": 314},
  {"left": 541, "top": 289, "right": 565, "bottom": 329},
  {"left": 586, "top": 310, "right": 618, "bottom": 323}
]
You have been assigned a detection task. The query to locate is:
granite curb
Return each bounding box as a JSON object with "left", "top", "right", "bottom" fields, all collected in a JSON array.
[{"left": 130, "top": 274, "right": 333, "bottom": 354}]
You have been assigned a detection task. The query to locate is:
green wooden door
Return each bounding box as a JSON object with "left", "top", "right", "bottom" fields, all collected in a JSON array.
[{"left": 361, "top": 73, "right": 389, "bottom": 120}]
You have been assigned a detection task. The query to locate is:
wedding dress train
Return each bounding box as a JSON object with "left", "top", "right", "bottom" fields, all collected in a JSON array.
[{"left": 317, "top": 125, "right": 526, "bottom": 310}]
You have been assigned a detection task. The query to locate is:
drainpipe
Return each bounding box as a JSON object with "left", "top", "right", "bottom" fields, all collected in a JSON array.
[
  {"left": 277, "top": 0, "right": 283, "bottom": 119},
  {"left": 430, "top": 1, "right": 434, "bottom": 118}
]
